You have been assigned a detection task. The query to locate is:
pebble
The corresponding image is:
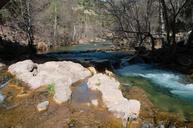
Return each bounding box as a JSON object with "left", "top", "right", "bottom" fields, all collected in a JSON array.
[
  {"left": 91, "top": 99, "right": 98, "bottom": 106},
  {"left": 0, "top": 93, "right": 5, "bottom": 103},
  {"left": 37, "top": 101, "right": 49, "bottom": 112}
]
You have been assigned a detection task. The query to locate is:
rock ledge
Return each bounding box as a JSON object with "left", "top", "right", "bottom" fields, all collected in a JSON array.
[
  {"left": 8, "top": 60, "right": 91, "bottom": 103},
  {"left": 87, "top": 73, "right": 140, "bottom": 125}
]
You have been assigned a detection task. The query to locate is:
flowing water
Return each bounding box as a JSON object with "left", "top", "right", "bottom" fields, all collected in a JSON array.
[
  {"left": 48, "top": 42, "right": 193, "bottom": 121},
  {"left": 116, "top": 64, "right": 193, "bottom": 121}
]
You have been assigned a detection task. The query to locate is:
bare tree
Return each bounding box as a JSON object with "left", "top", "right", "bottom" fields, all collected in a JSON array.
[
  {"left": 104, "top": 0, "right": 158, "bottom": 50},
  {"left": 20, "top": 0, "right": 36, "bottom": 54},
  {"left": 0, "top": 0, "right": 10, "bottom": 9},
  {"left": 52, "top": 0, "right": 58, "bottom": 46},
  {"left": 160, "top": 0, "right": 191, "bottom": 47}
]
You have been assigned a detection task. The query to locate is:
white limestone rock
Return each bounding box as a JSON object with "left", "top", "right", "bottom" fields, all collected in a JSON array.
[
  {"left": 87, "top": 66, "right": 97, "bottom": 75},
  {"left": 91, "top": 99, "right": 98, "bottom": 106},
  {"left": 8, "top": 60, "right": 91, "bottom": 103},
  {"left": 37, "top": 101, "right": 49, "bottom": 112},
  {"left": 53, "top": 80, "right": 72, "bottom": 104},
  {"left": 87, "top": 73, "right": 141, "bottom": 125}
]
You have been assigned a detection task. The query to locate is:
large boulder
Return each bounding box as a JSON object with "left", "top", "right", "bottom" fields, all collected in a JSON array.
[
  {"left": 87, "top": 73, "right": 140, "bottom": 125},
  {"left": 36, "top": 42, "right": 48, "bottom": 52},
  {"left": 8, "top": 60, "right": 91, "bottom": 103}
]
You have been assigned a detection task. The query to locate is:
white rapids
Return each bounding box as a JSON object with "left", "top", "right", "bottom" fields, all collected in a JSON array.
[{"left": 116, "top": 64, "right": 193, "bottom": 99}]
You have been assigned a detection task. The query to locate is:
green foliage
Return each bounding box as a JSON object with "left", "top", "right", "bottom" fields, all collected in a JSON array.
[
  {"left": 68, "top": 118, "right": 77, "bottom": 127},
  {"left": 0, "top": 9, "right": 11, "bottom": 22},
  {"left": 47, "top": 83, "right": 55, "bottom": 95},
  {"left": 78, "top": 0, "right": 94, "bottom": 9}
]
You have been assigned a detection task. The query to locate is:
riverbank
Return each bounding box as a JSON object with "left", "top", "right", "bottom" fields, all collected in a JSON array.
[
  {"left": 121, "top": 86, "right": 193, "bottom": 127},
  {"left": 1, "top": 42, "right": 193, "bottom": 127},
  {"left": 1, "top": 70, "right": 192, "bottom": 127},
  {"left": 0, "top": 80, "right": 124, "bottom": 128},
  {"left": 0, "top": 59, "right": 141, "bottom": 128}
]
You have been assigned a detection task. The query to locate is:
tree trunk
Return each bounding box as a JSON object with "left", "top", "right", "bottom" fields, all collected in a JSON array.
[
  {"left": 73, "top": 25, "right": 76, "bottom": 41},
  {"left": 136, "top": 20, "right": 143, "bottom": 46},
  {"left": 171, "top": 17, "right": 176, "bottom": 47},
  {"left": 25, "top": 0, "right": 35, "bottom": 55},
  {"left": 159, "top": 2, "right": 165, "bottom": 34},
  {"left": 0, "top": 25, "right": 4, "bottom": 35},
  {"left": 160, "top": 0, "right": 170, "bottom": 46},
  {"left": 53, "top": 0, "right": 57, "bottom": 46},
  {"left": 187, "top": 29, "right": 193, "bottom": 44}
]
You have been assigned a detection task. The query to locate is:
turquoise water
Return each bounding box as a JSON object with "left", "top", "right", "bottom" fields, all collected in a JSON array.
[
  {"left": 116, "top": 64, "right": 193, "bottom": 120},
  {"left": 47, "top": 42, "right": 129, "bottom": 62},
  {"left": 116, "top": 64, "right": 193, "bottom": 100},
  {"left": 50, "top": 41, "right": 113, "bottom": 52}
]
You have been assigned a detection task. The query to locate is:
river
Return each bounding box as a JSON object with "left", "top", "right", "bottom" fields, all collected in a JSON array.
[{"left": 48, "top": 42, "right": 193, "bottom": 122}]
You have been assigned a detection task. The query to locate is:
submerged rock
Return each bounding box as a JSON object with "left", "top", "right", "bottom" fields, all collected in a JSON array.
[
  {"left": 87, "top": 73, "right": 141, "bottom": 125},
  {"left": 0, "top": 93, "right": 5, "bottom": 103},
  {"left": 37, "top": 101, "right": 49, "bottom": 112},
  {"left": 8, "top": 60, "right": 91, "bottom": 103},
  {"left": 141, "top": 122, "right": 154, "bottom": 128}
]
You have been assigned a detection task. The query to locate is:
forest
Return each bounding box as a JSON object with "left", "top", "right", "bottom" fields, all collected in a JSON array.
[{"left": 0, "top": 0, "right": 192, "bottom": 46}]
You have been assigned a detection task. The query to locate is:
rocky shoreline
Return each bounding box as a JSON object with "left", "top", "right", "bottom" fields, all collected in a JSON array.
[
  {"left": 121, "top": 86, "right": 188, "bottom": 127},
  {"left": 1, "top": 60, "right": 141, "bottom": 127}
]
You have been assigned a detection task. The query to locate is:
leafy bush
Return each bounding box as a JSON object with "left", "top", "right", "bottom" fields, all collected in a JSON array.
[{"left": 48, "top": 83, "right": 55, "bottom": 95}]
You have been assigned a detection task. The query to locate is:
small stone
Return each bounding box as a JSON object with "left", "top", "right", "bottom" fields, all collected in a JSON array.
[
  {"left": 80, "top": 110, "right": 84, "bottom": 113},
  {"left": 105, "top": 69, "right": 114, "bottom": 77},
  {"left": 0, "top": 93, "right": 5, "bottom": 103},
  {"left": 91, "top": 99, "right": 98, "bottom": 106},
  {"left": 88, "top": 66, "right": 97, "bottom": 75},
  {"left": 37, "top": 101, "right": 49, "bottom": 112},
  {"left": 141, "top": 122, "right": 154, "bottom": 128},
  {"left": 68, "top": 123, "right": 76, "bottom": 128},
  {"left": 159, "top": 124, "right": 165, "bottom": 128},
  {"left": 86, "top": 103, "right": 91, "bottom": 106}
]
